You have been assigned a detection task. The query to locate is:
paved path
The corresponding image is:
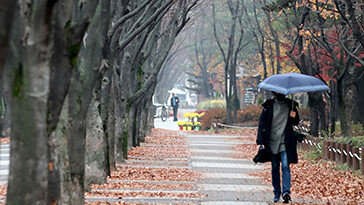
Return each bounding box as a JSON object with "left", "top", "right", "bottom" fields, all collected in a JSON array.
[
  {"left": 185, "top": 133, "right": 272, "bottom": 204},
  {"left": 0, "top": 143, "right": 9, "bottom": 186},
  {"left": 0, "top": 130, "right": 314, "bottom": 204}
]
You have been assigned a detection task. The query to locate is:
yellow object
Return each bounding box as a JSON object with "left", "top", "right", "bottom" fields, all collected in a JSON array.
[
  {"left": 177, "top": 121, "right": 186, "bottom": 126},
  {"left": 187, "top": 126, "right": 192, "bottom": 130},
  {"left": 185, "top": 122, "right": 193, "bottom": 126},
  {"left": 183, "top": 113, "right": 191, "bottom": 118},
  {"left": 183, "top": 126, "right": 186, "bottom": 130}
]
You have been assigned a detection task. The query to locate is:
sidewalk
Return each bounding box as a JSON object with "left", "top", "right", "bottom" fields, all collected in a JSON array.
[
  {"left": 185, "top": 132, "right": 272, "bottom": 204},
  {"left": 86, "top": 125, "right": 277, "bottom": 204}
]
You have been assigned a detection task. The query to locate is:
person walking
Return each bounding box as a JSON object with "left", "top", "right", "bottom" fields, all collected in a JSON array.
[
  {"left": 170, "top": 93, "right": 179, "bottom": 121},
  {"left": 256, "top": 91, "right": 300, "bottom": 203}
]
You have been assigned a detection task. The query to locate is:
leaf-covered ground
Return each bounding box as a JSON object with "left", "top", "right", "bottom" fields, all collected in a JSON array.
[
  {"left": 0, "top": 137, "right": 9, "bottom": 144},
  {"left": 86, "top": 129, "right": 204, "bottom": 203},
  {"left": 1, "top": 128, "right": 363, "bottom": 204},
  {"left": 188, "top": 128, "right": 257, "bottom": 136},
  {"left": 229, "top": 128, "right": 364, "bottom": 204}
]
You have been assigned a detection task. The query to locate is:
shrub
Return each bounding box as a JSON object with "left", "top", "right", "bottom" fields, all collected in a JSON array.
[
  {"left": 200, "top": 108, "right": 226, "bottom": 130},
  {"left": 335, "top": 136, "right": 364, "bottom": 148},
  {"left": 351, "top": 123, "right": 364, "bottom": 137},
  {"left": 298, "top": 107, "right": 310, "bottom": 121},
  {"left": 237, "top": 105, "right": 262, "bottom": 123},
  {"left": 196, "top": 99, "right": 226, "bottom": 111}
]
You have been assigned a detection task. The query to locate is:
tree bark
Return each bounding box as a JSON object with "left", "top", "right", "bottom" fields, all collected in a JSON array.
[
  {"left": 85, "top": 88, "right": 108, "bottom": 190},
  {"left": 6, "top": 1, "right": 55, "bottom": 203},
  {"left": 0, "top": 0, "right": 17, "bottom": 74},
  {"left": 107, "top": 77, "right": 117, "bottom": 171},
  {"left": 66, "top": 1, "right": 109, "bottom": 202}
]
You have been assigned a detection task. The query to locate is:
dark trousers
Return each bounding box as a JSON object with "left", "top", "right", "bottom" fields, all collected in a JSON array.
[
  {"left": 173, "top": 106, "right": 178, "bottom": 121},
  {"left": 271, "top": 150, "right": 291, "bottom": 195}
]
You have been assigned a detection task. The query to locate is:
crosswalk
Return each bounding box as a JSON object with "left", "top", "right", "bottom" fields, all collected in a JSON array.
[{"left": 0, "top": 143, "right": 9, "bottom": 185}]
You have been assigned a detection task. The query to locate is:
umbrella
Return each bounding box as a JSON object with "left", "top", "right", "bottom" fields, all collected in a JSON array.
[
  {"left": 257, "top": 72, "right": 330, "bottom": 95},
  {"left": 168, "top": 88, "right": 186, "bottom": 95}
]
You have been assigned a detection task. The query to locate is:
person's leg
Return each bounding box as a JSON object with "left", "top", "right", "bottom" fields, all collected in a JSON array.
[
  {"left": 280, "top": 150, "right": 291, "bottom": 203},
  {"left": 175, "top": 107, "right": 178, "bottom": 120},
  {"left": 173, "top": 107, "right": 177, "bottom": 121},
  {"left": 271, "top": 153, "right": 281, "bottom": 202}
]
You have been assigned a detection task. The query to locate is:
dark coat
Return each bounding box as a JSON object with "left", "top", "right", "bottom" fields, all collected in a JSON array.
[
  {"left": 170, "top": 97, "right": 179, "bottom": 108},
  {"left": 256, "top": 98, "right": 300, "bottom": 164}
]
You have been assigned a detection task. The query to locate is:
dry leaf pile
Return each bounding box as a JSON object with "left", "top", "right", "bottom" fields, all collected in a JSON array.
[
  {"left": 189, "top": 128, "right": 257, "bottom": 136},
  {"left": 85, "top": 202, "right": 194, "bottom": 205},
  {"left": 86, "top": 129, "right": 205, "bottom": 203},
  {"left": 0, "top": 137, "right": 9, "bottom": 144},
  {"left": 251, "top": 157, "right": 364, "bottom": 203},
  {"left": 127, "top": 147, "right": 189, "bottom": 158},
  {"left": 110, "top": 167, "right": 200, "bottom": 182},
  {"left": 128, "top": 157, "right": 188, "bottom": 162},
  {"left": 147, "top": 129, "right": 186, "bottom": 142},
  {"left": 229, "top": 128, "right": 364, "bottom": 204},
  {"left": 0, "top": 185, "right": 6, "bottom": 197},
  {"left": 232, "top": 144, "right": 257, "bottom": 160},
  {"left": 229, "top": 136, "right": 256, "bottom": 142},
  {"left": 126, "top": 161, "right": 189, "bottom": 167},
  {"left": 86, "top": 190, "right": 205, "bottom": 198},
  {"left": 90, "top": 182, "right": 195, "bottom": 190}
]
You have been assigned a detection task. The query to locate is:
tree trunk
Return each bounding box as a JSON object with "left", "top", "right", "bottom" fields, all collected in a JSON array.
[
  {"left": 357, "top": 76, "right": 364, "bottom": 131},
  {"left": 0, "top": 0, "right": 16, "bottom": 73},
  {"left": 344, "top": 65, "right": 356, "bottom": 131},
  {"left": 107, "top": 78, "right": 117, "bottom": 171},
  {"left": 308, "top": 93, "right": 319, "bottom": 137},
  {"left": 49, "top": 98, "right": 71, "bottom": 204},
  {"left": 337, "top": 79, "right": 350, "bottom": 136},
  {"left": 101, "top": 69, "right": 113, "bottom": 175},
  {"left": 6, "top": 1, "right": 53, "bottom": 203},
  {"left": 66, "top": 1, "right": 109, "bottom": 202},
  {"left": 85, "top": 89, "right": 108, "bottom": 190},
  {"left": 129, "top": 104, "right": 138, "bottom": 147}
]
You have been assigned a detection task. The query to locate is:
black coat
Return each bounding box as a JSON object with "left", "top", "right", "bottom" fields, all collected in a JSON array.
[
  {"left": 170, "top": 97, "right": 179, "bottom": 108},
  {"left": 256, "top": 98, "right": 300, "bottom": 164}
]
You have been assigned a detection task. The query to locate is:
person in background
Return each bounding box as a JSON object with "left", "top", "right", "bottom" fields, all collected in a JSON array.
[
  {"left": 170, "top": 93, "right": 179, "bottom": 121},
  {"left": 256, "top": 91, "right": 300, "bottom": 203}
]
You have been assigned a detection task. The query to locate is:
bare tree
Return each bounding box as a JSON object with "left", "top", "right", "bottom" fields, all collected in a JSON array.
[{"left": 212, "top": 0, "right": 247, "bottom": 124}]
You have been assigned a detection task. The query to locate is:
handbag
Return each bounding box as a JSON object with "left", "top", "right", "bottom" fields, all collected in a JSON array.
[{"left": 253, "top": 146, "right": 271, "bottom": 163}]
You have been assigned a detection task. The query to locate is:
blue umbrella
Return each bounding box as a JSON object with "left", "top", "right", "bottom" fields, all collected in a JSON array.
[{"left": 257, "top": 72, "right": 330, "bottom": 95}]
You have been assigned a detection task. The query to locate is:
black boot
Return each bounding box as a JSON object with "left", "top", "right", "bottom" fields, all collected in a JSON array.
[
  {"left": 272, "top": 192, "right": 280, "bottom": 203},
  {"left": 282, "top": 193, "right": 291, "bottom": 203}
]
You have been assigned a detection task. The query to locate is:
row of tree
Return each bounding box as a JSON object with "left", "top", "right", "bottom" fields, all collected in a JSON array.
[
  {"left": 258, "top": 0, "right": 364, "bottom": 136},
  {"left": 0, "top": 0, "right": 198, "bottom": 204},
  {"left": 170, "top": 0, "right": 363, "bottom": 135}
]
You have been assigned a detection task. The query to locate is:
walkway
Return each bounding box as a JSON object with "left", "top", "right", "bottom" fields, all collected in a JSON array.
[
  {"left": 185, "top": 133, "right": 271, "bottom": 204},
  {"left": 0, "top": 117, "right": 308, "bottom": 203},
  {"left": 0, "top": 143, "right": 9, "bottom": 186}
]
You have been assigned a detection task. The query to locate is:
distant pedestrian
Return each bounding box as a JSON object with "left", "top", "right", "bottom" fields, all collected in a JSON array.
[
  {"left": 256, "top": 91, "right": 300, "bottom": 203},
  {"left": 170, "top": 93, "right": 179, "bottom": 121}
]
